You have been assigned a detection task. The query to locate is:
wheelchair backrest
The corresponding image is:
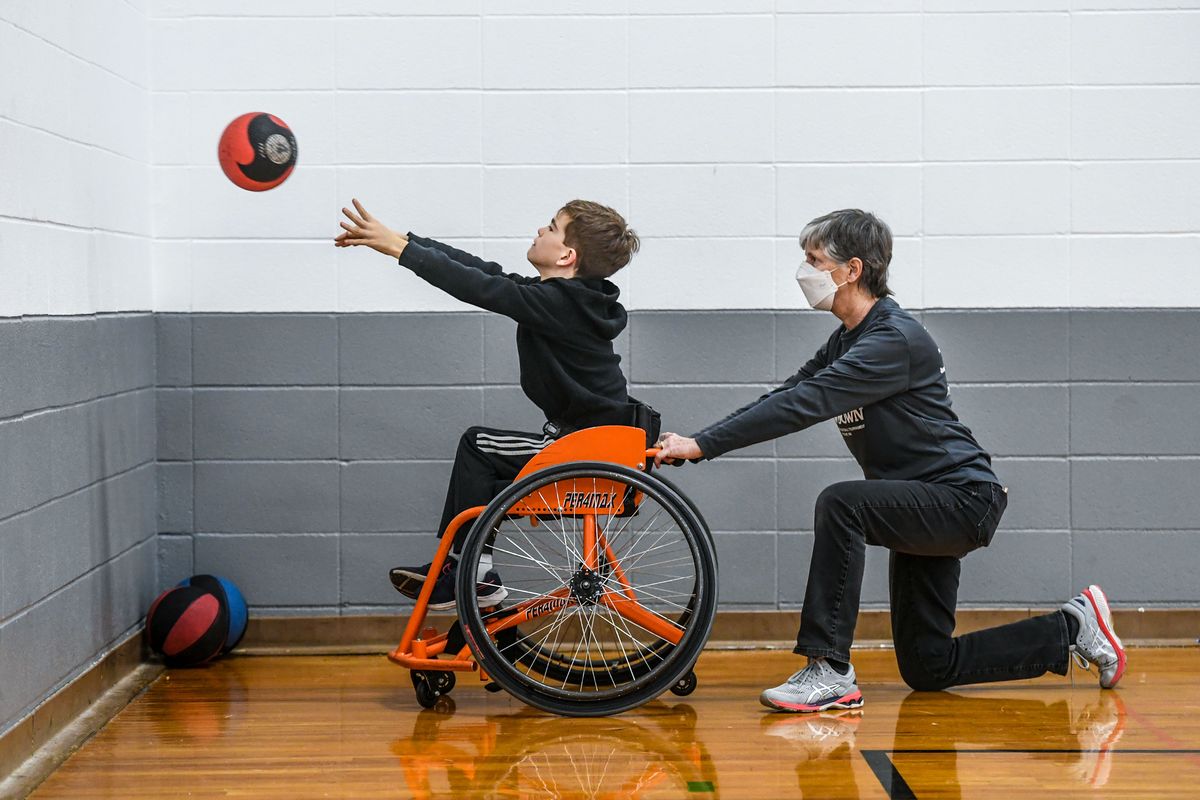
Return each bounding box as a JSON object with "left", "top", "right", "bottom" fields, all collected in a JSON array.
[
  {"left": 513, "top": 425, "right": 649, "bottom": 481},
  {"left": 507, "top": 426, "right": 650, "bottom": 517}
]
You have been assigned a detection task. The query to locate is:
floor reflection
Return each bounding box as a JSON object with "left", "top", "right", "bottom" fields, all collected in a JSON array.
[
  {"left": 888, "top": 690, "right": 1127, "bottom": 797},
  {"left": 761, "top": 709, "right": 866, "bottom": 799},
  {"left": 390, "top": 698, "right": 719, "bottom": 799},
  {"left": 755, "top": 690, "right": 1127, "bottom": 799},
  {"left": 148, "top": 660, "right": 250, "bottom": 744}
]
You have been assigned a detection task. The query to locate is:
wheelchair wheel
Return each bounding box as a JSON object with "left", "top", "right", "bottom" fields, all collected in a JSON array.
[
  {"left": 494, "top": 470, "right": 716, "bottom": 689},
  {"left": 456, "top": 462, "right": 717, "bottom": 717},
  {"left": 476, "top": 520, "right": 707, "bottom": 693},
  {"left": 464, "top": 467, "right": 717, "bottom": 691},
  {"left": 478, "top": 469, "right": 710, "bottom": 688}
]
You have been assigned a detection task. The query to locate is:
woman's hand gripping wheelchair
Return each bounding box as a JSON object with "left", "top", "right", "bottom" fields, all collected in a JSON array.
[{"left": 388, "top": 425, "right": 717, "bottom": 717}]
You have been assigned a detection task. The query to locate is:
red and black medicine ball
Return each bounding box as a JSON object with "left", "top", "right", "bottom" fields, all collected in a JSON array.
[
  {"left": 146, "top": 585, "right": 230, "bottom": 667},
  {"left": 217, "top": 112, "right": 298, "bottom": 191},
  {"left": 177, "top": 574, "right": 249, "bottom": 656}
]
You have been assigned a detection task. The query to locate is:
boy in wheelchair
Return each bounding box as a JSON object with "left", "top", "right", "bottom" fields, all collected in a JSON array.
[{"left": 335, "top": 198, "right": 645, "bottom": 610}]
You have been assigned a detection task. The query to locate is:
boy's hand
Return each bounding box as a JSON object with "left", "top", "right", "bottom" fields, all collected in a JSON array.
[
  {"left": 654, "top": 433, "right": 702, "bottom": 467},
  {"left": 335, "top": 198, "right": 408, "bottom": 259}
]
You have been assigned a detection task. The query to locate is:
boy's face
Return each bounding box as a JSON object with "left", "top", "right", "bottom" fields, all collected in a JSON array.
[{"left": 527, "top": 211, "right": 577, "bottom": 278}]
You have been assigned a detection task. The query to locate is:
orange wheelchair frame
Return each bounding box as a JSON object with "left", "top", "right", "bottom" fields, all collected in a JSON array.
[{"left": 387, "top": 425, "right": 716, "bottom": 716}]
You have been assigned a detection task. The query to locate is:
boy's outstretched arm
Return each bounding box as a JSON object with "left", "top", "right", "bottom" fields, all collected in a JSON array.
[
  {"left": 336, "top": 199, "right": 532, "bottom": 282},
  {"left": 406, "top": 234, "right": 507, "bottom": 277},
  {"left": 398, "top": 242, "right": 565, "bottom": 329},
  {"left": 336, "top": 199, "right": 564, "bottom": 329}
]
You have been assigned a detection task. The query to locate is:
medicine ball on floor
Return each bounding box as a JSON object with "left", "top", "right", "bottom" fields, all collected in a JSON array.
[
  {"left": 178, "top": 574, "right": 249, "bottom": 655},
  {"left": 146, "top": 585, "right": 229, "bottom": 667}
]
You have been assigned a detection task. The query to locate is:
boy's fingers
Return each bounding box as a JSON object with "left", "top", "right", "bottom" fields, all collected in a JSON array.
[
  {"left": 342, "top": 206, "right": 366, "bottom": 227},
  {"left": 339, "top": 221, "right": 361, "bottom": 234},
  {"left": 352, "top": 198, "right": 372, "bottom": 221}
]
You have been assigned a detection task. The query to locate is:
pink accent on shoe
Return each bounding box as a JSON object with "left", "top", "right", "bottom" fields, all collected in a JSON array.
[{"left": 1084, "top": 585, "right": 1127, "bottom": 688}]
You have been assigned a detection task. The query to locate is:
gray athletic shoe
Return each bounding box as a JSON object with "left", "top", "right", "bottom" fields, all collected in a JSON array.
[
  {"left": 1062, "top": 584, "right": 1127, "bottom": 689},
  {"left": 759, "top": 658, "right": 864, "bottom": 713}
]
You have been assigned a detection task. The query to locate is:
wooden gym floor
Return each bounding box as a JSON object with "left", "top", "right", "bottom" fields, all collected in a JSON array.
[{"left": 25, "top": 647, "right": 1200, "bottom": 799}]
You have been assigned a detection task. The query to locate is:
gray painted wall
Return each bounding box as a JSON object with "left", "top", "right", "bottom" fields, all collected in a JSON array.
[
  {"left": 0, "top": 314, "right": 157, "bottom": 738},
  {"left": 155, "top": 309, "right": 1200, "bottom": 616}
]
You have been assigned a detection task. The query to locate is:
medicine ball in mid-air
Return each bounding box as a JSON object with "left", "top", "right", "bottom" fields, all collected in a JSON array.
[
  {"left": 178, "top": 574, "right": 249, "bottom": 655},
  {"left": 146, "top": 585, "right": 229, "bottom": 667},
  {"left": 217, "top": 112, "right": 298, "bottom": 191}
]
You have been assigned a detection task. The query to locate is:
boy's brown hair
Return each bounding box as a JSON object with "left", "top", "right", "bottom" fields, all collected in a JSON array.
[{"left": 559, "top": 199, "right": 640, "bottom": 280}]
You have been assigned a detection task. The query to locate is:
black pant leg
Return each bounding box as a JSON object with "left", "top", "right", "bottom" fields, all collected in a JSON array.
[
  {"left": 890, "top": 549, "right": 1070, "bottom": 690},
  {"left": 795, "top": 479, "right": 986, "bottom": 662},
  {"left": 437, "top": 426, "right": 550, "bottom": 552},
  {"left": 888, "top": 549, "right": 961, "bottom": 691},
  {"left": 794, "top": 477, "right": 1070, "bottom": 685}
]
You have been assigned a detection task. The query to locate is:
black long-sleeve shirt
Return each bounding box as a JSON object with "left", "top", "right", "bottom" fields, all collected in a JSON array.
[
  {"left": 398, "top": 235, "right": 630, "bottom": 429},
  {"left": 694, "top": 298, "right": 998, "bottom": 485}
]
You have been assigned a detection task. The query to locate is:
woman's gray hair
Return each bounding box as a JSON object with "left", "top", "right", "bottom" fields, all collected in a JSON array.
[{"left": 799, "top": 209, "right": 893, "bottom": 298}]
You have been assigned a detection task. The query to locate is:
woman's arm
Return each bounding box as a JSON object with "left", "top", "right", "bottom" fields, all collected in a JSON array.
[{"left": 694, "top": 326, "right": 911, "bottom": 459}]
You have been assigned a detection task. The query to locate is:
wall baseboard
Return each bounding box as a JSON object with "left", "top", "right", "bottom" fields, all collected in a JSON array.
[
  {"left": 0, "top": 631, "right": 161, "bottom": 794},
  {"left": 236, "top": 607, "right": 1200, "bottom": 655}
]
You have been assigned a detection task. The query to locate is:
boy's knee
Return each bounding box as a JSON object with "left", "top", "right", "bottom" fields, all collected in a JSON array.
[{"left": 456, "top": 427, "right": 491, "bottom": 457}]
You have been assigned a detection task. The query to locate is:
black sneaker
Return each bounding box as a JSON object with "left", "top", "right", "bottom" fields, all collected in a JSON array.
[
  {"left": 474, "top": 570, "right": 508, "bottom": 609},
  {"left": 389, "top": 559, "right": 452, "bottom": 601},
  {"left": 389, "top": 558, "right": 508, "bottom": 611}
]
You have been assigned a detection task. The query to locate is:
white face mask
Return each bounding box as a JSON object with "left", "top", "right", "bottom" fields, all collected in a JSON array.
[{"left": 795, "top": 263, "right": 847, "bottom": 311}]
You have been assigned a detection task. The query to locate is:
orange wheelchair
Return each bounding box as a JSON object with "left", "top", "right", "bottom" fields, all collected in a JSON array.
[{"left": 388, "top": 425, "right": 718, "bottom": 717}]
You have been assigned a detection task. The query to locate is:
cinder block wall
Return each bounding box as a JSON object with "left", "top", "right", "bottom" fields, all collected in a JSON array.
[
  {"left": 0, "top": 3, "right": 155, "bottom": 738},
  {"left": 155, "top": 308, "right": 1200, "bottom": 614}
]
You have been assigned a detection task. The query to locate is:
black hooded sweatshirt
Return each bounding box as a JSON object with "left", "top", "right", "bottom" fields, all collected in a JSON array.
[{"left": 398, "top": 235, "right": 630, "bottom": 430}]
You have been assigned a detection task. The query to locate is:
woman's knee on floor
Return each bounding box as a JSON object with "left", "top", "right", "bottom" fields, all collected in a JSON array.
[{"left": 895, "top": 637, "right": 956, "bottom": 692}]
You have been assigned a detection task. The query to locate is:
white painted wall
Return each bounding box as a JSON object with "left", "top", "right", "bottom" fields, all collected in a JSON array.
[
  {"left": 4, "top": 3, "right": 1198, "bottom": 315},
  {"left": 0, "top": 1, "right": 152, "bottom": 319}
]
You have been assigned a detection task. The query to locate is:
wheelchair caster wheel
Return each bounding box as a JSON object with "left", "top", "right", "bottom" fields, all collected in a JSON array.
[
  {"left": 414, "top": 679, "right": 438, "bottom": 709},
  {"left": 669, "top": 671, "right": 697, "bottom": 697},
  {"left": 412, "top": 670, "right": 456, "bottom": 708},
  {"left": 410, "top": 669, "right": 456, "bottom": 693}
]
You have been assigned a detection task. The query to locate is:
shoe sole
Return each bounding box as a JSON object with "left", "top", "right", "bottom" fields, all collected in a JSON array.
[
  {"left": 760, "top": 690, "right": 864, "bottom": 713},
  {"left": 389, "top": 573, "right": 425, "bottom": 599},
  {"left": 427, "top": 586, "right": 509, "bottom": 612},
  {"left": 1083, "top": 584, "right": 1127, "bottom": 689}
]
